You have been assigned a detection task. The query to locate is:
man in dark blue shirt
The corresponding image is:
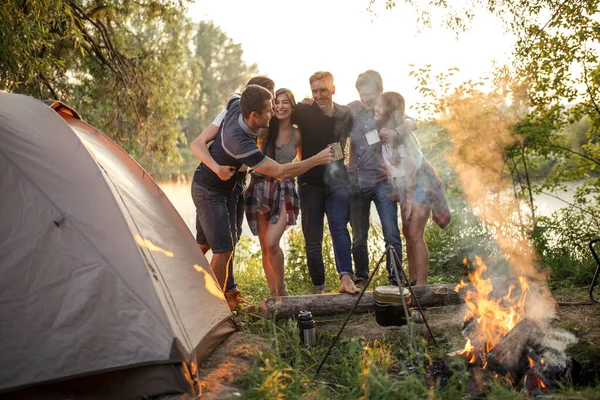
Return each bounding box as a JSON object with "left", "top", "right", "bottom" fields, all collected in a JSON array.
[{"left": 192, "top": 85, "right": 334, "bottom": 292}]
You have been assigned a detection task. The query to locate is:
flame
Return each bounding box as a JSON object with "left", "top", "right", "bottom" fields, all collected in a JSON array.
[
  {"left": 460, "top": 338, "right": 477, "bottom": 364},
  {"left": 527, "top": 356, "right": 535, "bottom": 368},
  {"left": 134, "top": 235, "right": 174, "bottom": 257},
  {"left": 457, "top": 256, "right": 530, "bottom": 363}
]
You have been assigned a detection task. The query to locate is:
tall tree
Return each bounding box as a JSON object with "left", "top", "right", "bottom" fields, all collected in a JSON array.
[
  {"left": 182, "top": 21, "right": 259, "bottom": 145},
  {"left": 0, "top": 0, "right": 194, "bottom": 169}
]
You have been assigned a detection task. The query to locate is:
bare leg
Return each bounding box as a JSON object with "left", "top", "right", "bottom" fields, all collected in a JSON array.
[
  {"left": 257, "top": 213, "right": 276, "bottom": 296},
  {"left": 264, "top": 206, "right": 289, "bottom": 296},
  {"left": 199, "top": 243, "right": 210, "bottom": 254},
  {"left": 210, "top": 251, "right": 232, "bottom": 292},
  {"left": 401, "top": 203, "right": 431, "bottom": 286}
]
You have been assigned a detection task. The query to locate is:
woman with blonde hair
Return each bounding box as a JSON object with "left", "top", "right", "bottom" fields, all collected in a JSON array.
[
  {"left": 374, "top": 91, "right": 451, "bottom": 286},
  {"left": 244, "top": 88, "right": 302, "bottom": 296}
]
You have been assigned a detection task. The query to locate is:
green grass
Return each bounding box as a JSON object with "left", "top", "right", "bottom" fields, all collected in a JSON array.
[{"left": 230, "top": 215, "right": 600, "bottom": 399}]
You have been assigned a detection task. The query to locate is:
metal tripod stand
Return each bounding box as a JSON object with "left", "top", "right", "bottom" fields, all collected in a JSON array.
[{"left": 314, "top": 244, "right": 437, "bottom": 378}]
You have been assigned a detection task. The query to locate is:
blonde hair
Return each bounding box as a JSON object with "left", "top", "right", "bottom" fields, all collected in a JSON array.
[{"left": 309, "top": 71, "right": 334, "bottom": 85}]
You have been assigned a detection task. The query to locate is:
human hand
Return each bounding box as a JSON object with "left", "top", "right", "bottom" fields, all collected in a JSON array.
[
  {"left": 316, "top": 146, "right": 335, "bottom": 165},
  {"left": 301, "top": 97, "right": 314, "bottom": 105},
  {"left": 216, "top": 165, "right": 236, "bottom": 181},
  {"left": 378, "top": 128, "right": 397, "bottom": 144}
]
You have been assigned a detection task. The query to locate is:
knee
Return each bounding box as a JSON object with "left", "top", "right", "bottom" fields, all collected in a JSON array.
[
  {"left": 199, "top": 243, "right": 210, "bottom": 254},
  {"left": 405, "top": 226, "right": 425, "bottom": 244},
  {"left": 266, "top": 239, "right": 281, "bottom": 255}
]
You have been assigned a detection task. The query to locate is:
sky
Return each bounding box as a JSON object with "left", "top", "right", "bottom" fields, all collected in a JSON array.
[{"left": 186, "top": 0, "right": 517, "bottom": 116}]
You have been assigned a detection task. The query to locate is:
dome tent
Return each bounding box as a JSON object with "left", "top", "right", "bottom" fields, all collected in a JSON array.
[{"left": 0, "top": 93, "right": 235, "bottom": 399}]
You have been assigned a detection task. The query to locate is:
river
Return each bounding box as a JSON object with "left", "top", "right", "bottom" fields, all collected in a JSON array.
[{"left": 158, "top": 180, "right": 580, "bottom": 239}]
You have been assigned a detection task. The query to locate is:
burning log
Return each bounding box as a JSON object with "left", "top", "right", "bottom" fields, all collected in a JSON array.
[
  {"left": 486, "top": 318, "right": 543, "bottom": 377},
  {"left": 257, "top": 283, "right": 461, "bottom": 318}
]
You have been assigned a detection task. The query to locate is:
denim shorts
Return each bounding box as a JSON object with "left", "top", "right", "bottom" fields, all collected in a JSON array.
[
  {"left": 195, "top": 172, "right": 246, "bottom": 245},
  {"left": 191, "top": 182, "right": 235, "bottom": 254},
  {"left": 389, "top": 170, "right": 430, "bottom": 205}
]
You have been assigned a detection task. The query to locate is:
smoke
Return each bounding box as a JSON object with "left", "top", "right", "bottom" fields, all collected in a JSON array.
[
  {"left": 439, "top": 83, "right": 546, "bottom": 282},
  {"left": 323, "top": 160, "right": 346, "bottom": 185},
  {"left": 436, "top": 76, "right": 560, "bottom": 328}
]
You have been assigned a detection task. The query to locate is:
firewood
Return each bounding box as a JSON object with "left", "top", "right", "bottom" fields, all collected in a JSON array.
[
  {"left": 257, "top": 283, "right": 461, "bottom": 318},
  {"left": 486, "top": 318, "right": 544, "bottom": 376}
]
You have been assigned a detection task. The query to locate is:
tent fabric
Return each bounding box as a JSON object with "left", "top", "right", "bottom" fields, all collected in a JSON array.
[{"left": 0, "top": 93, "right": 235, "bottom": 398}]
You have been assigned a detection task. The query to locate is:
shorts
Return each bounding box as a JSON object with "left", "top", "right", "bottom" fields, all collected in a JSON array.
[
  {"left": 389, "top": 168, "right": 431, "bottom": 205},
  {"left": 194, "top": 172, "right": 246, "bottom": 245},
  {"left": 191, "top": 182, "right": 236, "bottom": 254}
]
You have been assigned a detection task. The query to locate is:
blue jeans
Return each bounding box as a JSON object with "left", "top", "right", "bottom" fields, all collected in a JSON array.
[
  {"left": 299, "top": 183, "right": 352, "bottom": 288},
  {"left": 350, "top": 181, "right": 402, "bottom": 283}
]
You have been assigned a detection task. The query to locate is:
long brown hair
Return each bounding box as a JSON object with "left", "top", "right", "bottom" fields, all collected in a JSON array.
[
  {"left": 378, "top": 91, "right": 405, "bottom": 128},
  {"left": 262, "top": 88, "right": 296, "bottom": 158}
]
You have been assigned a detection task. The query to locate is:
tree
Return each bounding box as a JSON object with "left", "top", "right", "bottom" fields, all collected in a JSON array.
[
  {"left": 181, "top": 21, "right": 259, "bottom": 145},
  {"left": 0, "top": 0, "right": 195, "bottom": 169},
  {"left": 371, "top": 0, "right": 600, "bottom": 196}
]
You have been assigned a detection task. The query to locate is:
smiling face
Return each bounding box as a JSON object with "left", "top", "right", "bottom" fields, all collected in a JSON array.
[
  {"left": 253, "top": 99, "right": 274, "bottom": 129},
  {"left": 373, "top": 97, "right": 387, "bottom": 124},
  {"left": 310, "top": 78, "right": 335, "bottom": 111},
  {"left": 357, "top": 84, "right": 382, "bottom": 113},
  {"left": 274, "top": 92, "right": 293, "bottom": 120}
]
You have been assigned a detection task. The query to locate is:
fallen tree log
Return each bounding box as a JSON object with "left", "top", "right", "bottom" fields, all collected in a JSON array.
[{"left": 258, "top": 283, "right": 462, "bottom": 319}]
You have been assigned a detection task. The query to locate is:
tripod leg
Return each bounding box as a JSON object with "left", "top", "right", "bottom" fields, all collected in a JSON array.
[
  {"left": 390, "top": 247, "right": 438, "bottom": 347},
  {"left": 389, "top": 247, "right": 418, "bottom": 354},
  {"left": 314, "top": 248, "right": 387, "bottom": 378}
]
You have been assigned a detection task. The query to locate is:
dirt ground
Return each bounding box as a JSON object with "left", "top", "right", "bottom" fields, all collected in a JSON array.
[{"left": 196, "top": 294, "right": 600, "bottom": 399}]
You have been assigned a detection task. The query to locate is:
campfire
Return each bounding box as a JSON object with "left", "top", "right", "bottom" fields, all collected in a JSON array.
[{"left": 454, "top": 256, "right": 577, "bottom": 396}]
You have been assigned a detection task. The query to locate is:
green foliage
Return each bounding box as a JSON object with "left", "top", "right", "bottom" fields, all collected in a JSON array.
[
  {"left": 181, "top": 21, "right": 258, "bottom": 146},
  {"left": 1, "top": 0, "right": 193, "bottom": 168},
  {"left": 0, "top": 2, "right": 257, "bottom": 177}
]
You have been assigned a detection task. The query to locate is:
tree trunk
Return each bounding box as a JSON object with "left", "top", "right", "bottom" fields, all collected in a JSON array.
[{"left": 258, "top": 283, "right": 461, "bottom": 319}]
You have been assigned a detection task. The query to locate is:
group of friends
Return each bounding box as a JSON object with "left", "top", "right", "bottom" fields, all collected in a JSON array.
[{"left": 190, "top": 70, "right": 450, "bottom": 310}]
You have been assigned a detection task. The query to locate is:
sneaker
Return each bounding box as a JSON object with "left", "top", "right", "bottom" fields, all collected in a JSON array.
[{"left": 225, "top": 290, "right": 243, "bottom": 311}]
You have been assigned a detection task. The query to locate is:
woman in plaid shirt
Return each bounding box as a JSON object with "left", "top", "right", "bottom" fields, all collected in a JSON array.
[
  {"left": 375, "top": 92, "right": 451, "bottom": 286},
  {"left": 244, "top": 88, "right": 302, "bottom": 297}
]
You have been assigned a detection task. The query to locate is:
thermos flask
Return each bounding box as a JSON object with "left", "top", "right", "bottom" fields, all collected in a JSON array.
[{"left": 297, "top": 310, "right": 316, "bottom": 346}]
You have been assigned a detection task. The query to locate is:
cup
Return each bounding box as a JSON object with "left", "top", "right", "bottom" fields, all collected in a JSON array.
[{"left": 328, "top": 142, "right": 344, "bottom": 161}]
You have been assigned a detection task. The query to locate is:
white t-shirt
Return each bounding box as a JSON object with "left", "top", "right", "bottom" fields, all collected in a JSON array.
[
  {"left": 212, "top": 109, "right": 227, "bottom": 127},
  {"left": 382, "top": 132, "right": 423, "bottom": 177}
]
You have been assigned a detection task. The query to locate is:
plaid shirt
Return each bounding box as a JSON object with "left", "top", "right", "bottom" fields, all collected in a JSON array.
[{"left": 244, "top": 173, "right": 300, "bottom": 236}]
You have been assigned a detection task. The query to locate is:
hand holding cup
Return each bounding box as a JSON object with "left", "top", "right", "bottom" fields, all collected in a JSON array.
[{"left": 316, "top": 146, "right": 335, "bottom": 165}]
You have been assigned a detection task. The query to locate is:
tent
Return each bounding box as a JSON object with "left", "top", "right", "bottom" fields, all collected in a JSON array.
[{"left": 0, "top": 93, "right": 235, "bottom": 399}]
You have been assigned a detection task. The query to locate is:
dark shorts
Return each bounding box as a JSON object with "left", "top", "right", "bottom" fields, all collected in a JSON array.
[{"left": 191, "top": 182, "right": 235, "bottom": 254}]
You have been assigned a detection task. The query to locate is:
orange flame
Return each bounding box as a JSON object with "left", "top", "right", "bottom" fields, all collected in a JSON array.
[{"left": 457, "top": 256, "right": 530, "bottom": 361}]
